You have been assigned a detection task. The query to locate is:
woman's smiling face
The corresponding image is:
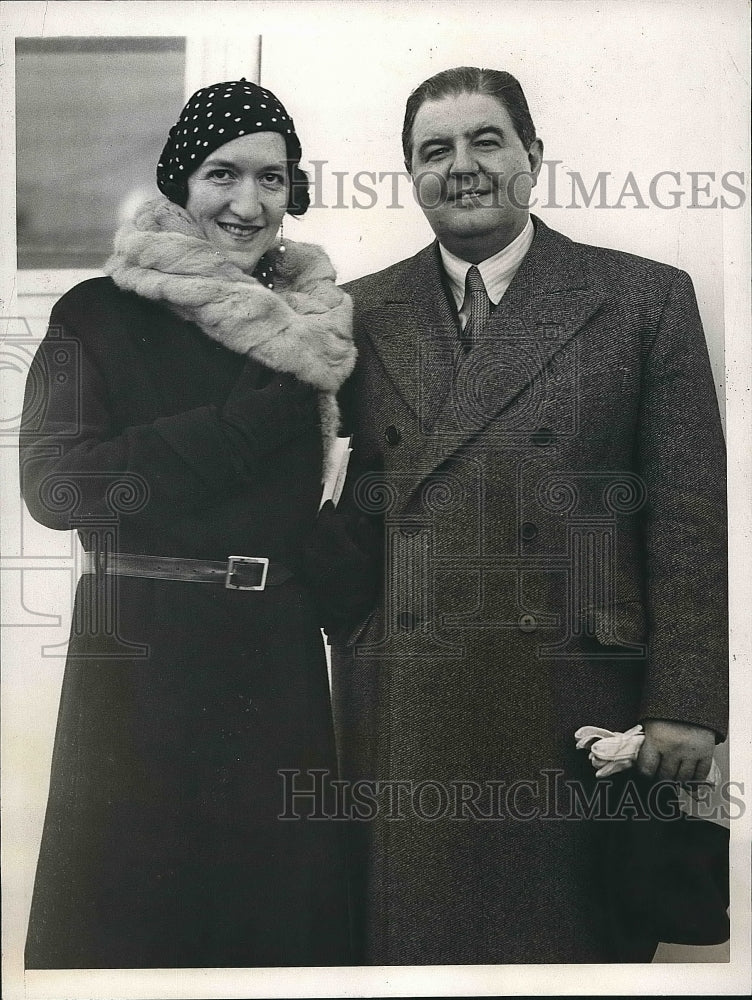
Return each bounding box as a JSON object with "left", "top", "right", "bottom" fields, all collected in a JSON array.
[{"left": 185, "top": 132, "right": 289, "bottom": 268}]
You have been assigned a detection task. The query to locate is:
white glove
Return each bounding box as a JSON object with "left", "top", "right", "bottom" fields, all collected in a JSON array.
[{"left": 574, "top": 724, "right": 721, "bottom": 786}]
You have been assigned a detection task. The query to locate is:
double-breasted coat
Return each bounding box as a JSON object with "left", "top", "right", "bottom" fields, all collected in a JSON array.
[
  {"left": 331, "top": 217, "right": 727, "bottom": 964},
  {"left": 21, "top": 277, "right": 350, "bottom": 968}
]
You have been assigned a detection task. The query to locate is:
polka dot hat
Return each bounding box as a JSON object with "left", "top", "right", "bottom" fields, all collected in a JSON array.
[{"left": 157, "top": 79, "right": 302, "bottom": 207}]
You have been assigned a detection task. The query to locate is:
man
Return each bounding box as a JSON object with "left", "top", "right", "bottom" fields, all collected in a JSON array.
[{"left": 330, "top": 67, "right": 727, "bottom": 964}]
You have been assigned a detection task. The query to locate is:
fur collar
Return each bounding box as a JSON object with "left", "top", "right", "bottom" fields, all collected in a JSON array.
[{"left": 104, "top": 197, "right": 355, "bottom": 475}]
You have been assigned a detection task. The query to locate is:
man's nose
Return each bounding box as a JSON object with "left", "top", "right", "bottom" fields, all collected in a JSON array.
[
  {"left": 230, "top": 179, "right": 262, "bottom": 219},
  {"left": 448, "top": 142, "right": 478, "bottom": 175}
]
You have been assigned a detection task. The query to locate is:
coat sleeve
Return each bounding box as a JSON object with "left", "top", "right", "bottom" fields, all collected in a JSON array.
[
  {"left": 636, "top": 269, "right": 728, "bottom": 739},
  {"left": 19, "top": 294, "right": 307, "bottom": 531}
]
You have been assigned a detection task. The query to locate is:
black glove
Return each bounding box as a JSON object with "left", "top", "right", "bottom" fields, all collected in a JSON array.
[
  {"left": 301, "top": 499, "right": 382, "bottom": 643},
  {"left": 220, "top": 366, "right": 319, "bottom": 467}
]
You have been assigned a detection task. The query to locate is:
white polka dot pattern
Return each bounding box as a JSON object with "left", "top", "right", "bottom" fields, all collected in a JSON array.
[{"left": 156, "top": 79, "right": 301, "bottom": 204}]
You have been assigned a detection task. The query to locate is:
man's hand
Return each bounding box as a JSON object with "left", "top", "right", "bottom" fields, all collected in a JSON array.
[{"left": 636, "top": 719, "right": 715, "bottom": 782}]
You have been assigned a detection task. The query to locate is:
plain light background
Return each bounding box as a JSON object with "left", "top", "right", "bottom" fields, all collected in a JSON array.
[{"left": 1, "top": 2, "right": 750, "bottom": 998}]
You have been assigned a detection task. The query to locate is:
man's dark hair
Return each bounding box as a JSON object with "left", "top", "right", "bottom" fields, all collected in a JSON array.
[{"left": 402, "top": 66, "right": 537, "bottom": 170}]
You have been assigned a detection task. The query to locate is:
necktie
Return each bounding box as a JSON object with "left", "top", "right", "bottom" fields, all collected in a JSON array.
[{"left": 463, "top": 265, "right": 491, "bottom": 350}]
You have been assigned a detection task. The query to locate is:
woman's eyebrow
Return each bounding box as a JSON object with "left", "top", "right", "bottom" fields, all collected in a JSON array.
[
  {"left": 200, "top": 157, "right": 237, "bottom": 169},
  {"left": 201, "top": 156, "right": 288, "bottom": 170}
]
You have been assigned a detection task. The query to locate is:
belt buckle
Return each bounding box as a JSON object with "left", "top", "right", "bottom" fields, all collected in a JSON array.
[{"left": 225, "top": 555, "right": 269, "bottom": 591}]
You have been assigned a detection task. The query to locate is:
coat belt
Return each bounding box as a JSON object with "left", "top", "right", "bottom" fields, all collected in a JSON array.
[{"left": 81, "top": 551, "right": 292, "bottom": 591}]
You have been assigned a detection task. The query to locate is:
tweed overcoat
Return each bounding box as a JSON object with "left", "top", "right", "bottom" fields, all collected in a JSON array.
[
  {"left": 20, "top": 277, "right": 350, "bottom": 968},
  {"left": 331, "top": 217, "right": 728, "bottom": 964}
]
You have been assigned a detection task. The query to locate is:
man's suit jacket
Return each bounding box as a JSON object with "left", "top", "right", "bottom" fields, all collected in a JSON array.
[{"left": 332, "top": 216, "right": 727, "bottom": 964}]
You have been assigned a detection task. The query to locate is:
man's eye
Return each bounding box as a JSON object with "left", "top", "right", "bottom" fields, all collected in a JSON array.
[
  {"left": 475, "top": 138, "right": 500, "bottom": 148},
  {"left": 207, "top": 168, "right": 232, "bottom": 181},
  {"left": 424, "top": 147, "right": 448, "bottom": 161},
  {"left": 262, "top": 172, "right": 285, "bottom": 186}
]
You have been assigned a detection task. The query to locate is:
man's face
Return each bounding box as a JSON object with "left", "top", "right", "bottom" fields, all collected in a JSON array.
[{"left": 409, "top": 91, "right": 543, "bottom": 262}]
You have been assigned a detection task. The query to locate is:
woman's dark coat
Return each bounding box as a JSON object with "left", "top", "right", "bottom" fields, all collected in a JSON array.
[{"left": 20, "top": 277, "right": 349, "bottom": 968}]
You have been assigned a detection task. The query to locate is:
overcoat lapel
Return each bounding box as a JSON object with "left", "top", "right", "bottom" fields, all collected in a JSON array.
[
  {"left": 366, "top": 220, "right": 606, "bottom": 504},
  {"left": 439, "top": 223, "right": 605, "bottom": 420},
  {"left": 362, "top": 243, "right": 459, "bottom": 425},
  {"left": 357, "top": 219, "right": 606, "bottom": 506}
]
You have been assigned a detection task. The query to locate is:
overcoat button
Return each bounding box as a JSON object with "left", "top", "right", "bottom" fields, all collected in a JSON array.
[
  {"left": 520, "top": 521, "right": 539, "bottom": 541},
  {"left": 531, "top": 427, "right": 554, "bottom": 447},
  {"left": 399, "top": 611, "right": 417, "bottom": 631},
  {"left": 519, "top": 614, "right": 537, "bottom": 633},
  {"left": 385, "top": 425, "right": 402, "bottom": 446}
]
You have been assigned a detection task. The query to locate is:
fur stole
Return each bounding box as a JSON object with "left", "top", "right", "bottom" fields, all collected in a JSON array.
[{"left": 104, "top": 196, "right": 355, "bottom": 477}]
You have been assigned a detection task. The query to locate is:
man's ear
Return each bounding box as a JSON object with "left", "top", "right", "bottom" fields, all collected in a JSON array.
[{"left": 528, "top": 139, "right": 544, "bottom": 186}]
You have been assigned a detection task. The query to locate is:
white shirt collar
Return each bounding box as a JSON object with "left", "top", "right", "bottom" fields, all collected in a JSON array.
[{"left": 439, "top": 217, "right": 535, "bottom": 314}]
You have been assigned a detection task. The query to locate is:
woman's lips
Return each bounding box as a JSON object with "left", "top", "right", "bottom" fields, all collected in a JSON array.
[{"left": 217, "top": 221, "right": 263, "bottom": 238}]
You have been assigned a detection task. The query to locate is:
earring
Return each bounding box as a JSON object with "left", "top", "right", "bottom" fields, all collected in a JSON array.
[{"left": 278, "top": 219, "right": 286, "bottom": 255}]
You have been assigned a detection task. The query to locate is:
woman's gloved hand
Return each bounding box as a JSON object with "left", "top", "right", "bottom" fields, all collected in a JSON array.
[
  {"left": 220, "top": 366, "right": 319, "bottom": 465},
  {"left": 301, "top": 499, "right": 382, "bottom": 643}
]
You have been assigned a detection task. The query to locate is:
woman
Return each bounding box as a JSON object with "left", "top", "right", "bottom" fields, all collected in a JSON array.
[{"left": 21, "top": 80, "right": 356, "bottom": 969}]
